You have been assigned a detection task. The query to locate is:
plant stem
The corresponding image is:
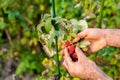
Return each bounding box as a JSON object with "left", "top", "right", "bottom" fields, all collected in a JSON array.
[
  {"left": 98, "top": 0, "right": 104, "bottom": 28},
  {"left": 55, "top": 36, "right": 61, "bottom": 79},
  {"left": 52, "top": 0, "right": 61, "bottom": 79},
  {"left": 52, "top": 0, "right": 56, "bottom": 18}
]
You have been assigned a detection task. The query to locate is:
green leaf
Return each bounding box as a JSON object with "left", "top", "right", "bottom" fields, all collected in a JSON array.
[
  {"left": 0, "top": 18, "right": 5, "bottom": 30},
  {"left": 66, "top": 36, "right": 72, "bottom": 40},
  {"left": 70, "top": 32, "right": 77, "bottom": 38},
  {"left": 45, "top": 18, "right": 52, "bottom": 33},
  {"left": 30, "top": 62, "right": 37, "bottom": 69},
  {"left": 15, "top": 62, "right": 26, "bottom": 75},
  {"left": 48, "top": 33, "right": 55, "bottom": 51},
  {"left": 8, "top": 10, "right": 20, "bottom": 21},
  {"left": 79, "top": 40, "right": 90, "bottom": 48}
]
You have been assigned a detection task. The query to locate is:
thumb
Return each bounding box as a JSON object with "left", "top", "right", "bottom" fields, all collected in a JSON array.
[{"left": 72, "top": 30, "right": 89, "bottom": 43}]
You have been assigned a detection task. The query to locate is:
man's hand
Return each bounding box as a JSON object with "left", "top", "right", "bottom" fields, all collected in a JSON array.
[
  {"left": 62, "top": 47, "right": 112, "bottom": 80},
  {"left": 72, "top": 28, "right": 107, "bottom": 53}
]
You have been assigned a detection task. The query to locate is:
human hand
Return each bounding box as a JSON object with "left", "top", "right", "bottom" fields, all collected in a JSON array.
[
  {"left": 72, "top": 28, "right": 107, "bottom": 53},
  {"left": 62, "top": 47, "right": 112, "bottom": 80}
]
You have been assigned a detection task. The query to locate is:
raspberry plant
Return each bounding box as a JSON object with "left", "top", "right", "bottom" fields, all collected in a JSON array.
[
  {"left": 37, "top": 14, "right": 89, "bottom": 57},
  {"left": 37, "top": 14, "right": 90, "bottom": 79}
]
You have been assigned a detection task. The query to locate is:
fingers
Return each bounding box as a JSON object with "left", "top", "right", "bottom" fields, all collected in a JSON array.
[
  {"left": 64, "top": 48, "right": 73, "bottom": 66},
  {"left": 61, "top": 58, "right": 68, "bottom": 69},
  {"left": 72, "top": 30, "right": 88, "bottom": 43},
  {"left": 61, "top": 48, "right": 73, "bottom": 70},
  {"left": 75, "top": 47, "right": 87, "bottom": 61}
]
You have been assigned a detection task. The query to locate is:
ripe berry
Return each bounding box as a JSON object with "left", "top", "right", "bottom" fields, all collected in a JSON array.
[
  {"left": 71, "top": 53, "right": 78, "bottom": 61},
  {"left": 68, "top": 45, "right": 75, "bottom": 54},
  {"left": 65, "top": 40, "right": 71, "bottom": 47}
]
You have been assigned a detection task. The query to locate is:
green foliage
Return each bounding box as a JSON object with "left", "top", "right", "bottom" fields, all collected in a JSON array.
[{"left": 15, "top": 51, "right": 45, "bottom": 75}]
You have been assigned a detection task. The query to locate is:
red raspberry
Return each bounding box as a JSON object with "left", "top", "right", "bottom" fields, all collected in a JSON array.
[
  {"left": 68, "top": 45, "right": 75, "bottom": 54},
  {"left": 65, "top": 40, "right": 71, "bottom": 47},
  {"left": 71, "top": 53, "right": 78, "bottom": 61}
]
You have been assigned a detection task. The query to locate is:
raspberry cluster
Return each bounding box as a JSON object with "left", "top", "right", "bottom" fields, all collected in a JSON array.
[{"left": 65, "top": 40, "right": 78, "bottom": 61}]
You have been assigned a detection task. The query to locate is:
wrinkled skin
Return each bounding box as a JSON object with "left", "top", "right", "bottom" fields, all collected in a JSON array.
[
  {"left": 72, "top": 28, "right": 107, "bottom": 53},
  {"left": 62, "top": 47, "right": 112, "bottom": 80}
]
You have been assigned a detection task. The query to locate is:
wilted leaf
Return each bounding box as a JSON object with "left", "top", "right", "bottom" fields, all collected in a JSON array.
[
  {"left": 72, "top": 25, "right": 82, "bottom": 33},
  {"left": 42, "top": 58, "right": 49, "bottom": 67},
  {"left": 79, "top": 40, "right": 90, "bottom": 48},
  {"left": 43, "top": 45, "right": 55, "bottom": 57},
  {"left": 48, "top": 33, "right": 55, "bottom": 51},
  {"left": 78, "top": 20, "right": 88, "bottom": 30},
  {"left": 70, "top": 19, "right": 78, "bottom": 25}
]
